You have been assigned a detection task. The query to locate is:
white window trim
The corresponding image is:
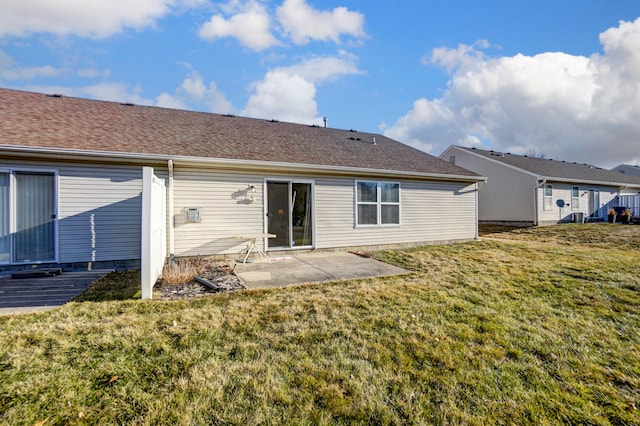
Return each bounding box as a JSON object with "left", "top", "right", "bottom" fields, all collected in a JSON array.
[
  {"left": 571, "top": 186, "right": 580, "bottom": 211},
  {"left": 355, "top": 180, "right": 401, "bottom": 227},
  {"left": 0, "top": 167, "right": 59, "bottom": 265},
  {"left": 543, "top": 184, "right": 553, "bottom": 211},
  {"left": 263, "top": 178, "right": 316, "bottom": 250}
]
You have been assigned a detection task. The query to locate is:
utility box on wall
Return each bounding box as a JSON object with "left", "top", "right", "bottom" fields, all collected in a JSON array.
[{"left": 185, "top": 207, "right": 201, "bottom": 223}]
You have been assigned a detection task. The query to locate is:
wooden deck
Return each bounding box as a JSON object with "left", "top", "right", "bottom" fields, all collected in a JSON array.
[{"left": 0, "top": 270, "right": 112, "bottom": 314}]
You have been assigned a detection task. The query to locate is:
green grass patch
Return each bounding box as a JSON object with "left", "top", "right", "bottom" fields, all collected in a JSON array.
[
  {"left": 72, "top": 270, "right": 142, "bottom": 302},
  {"left": 1, "top": 224, "right": 639, "bottom": 424}
]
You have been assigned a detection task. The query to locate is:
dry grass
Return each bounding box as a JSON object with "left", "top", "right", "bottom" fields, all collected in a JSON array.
[
  {"left": 162, "top": 259, "right": 202, "bottom": 285},
  {"left": 1, "top": 224, "right": 639, "bottom": 425},
  {"left": 161, "top": 257, "right": 228, "bottom": 285}
]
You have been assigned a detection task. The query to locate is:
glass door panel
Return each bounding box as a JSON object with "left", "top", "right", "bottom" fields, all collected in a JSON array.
[
  {"left": 267, "top": 181, "right": 314, "bottom": 249},
  {"left": 589, "top": 190, "right": 600, "bottom": 218},
  {"left": 14, "top": 172, "right": 56, "bottom": 262},
  {"left": 0, "top": 172, "right": 9, "bottom": 263},
  {"left": 267, "top": 181, "right": 290, "bottom": 248},
  {"left": 292, "top": 183, "right": 312, "bottom": 247}
]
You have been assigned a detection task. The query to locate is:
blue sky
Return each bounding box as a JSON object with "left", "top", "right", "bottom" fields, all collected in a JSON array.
[{"left": 1, "top": 0, "right": 639, "bottom": 167}]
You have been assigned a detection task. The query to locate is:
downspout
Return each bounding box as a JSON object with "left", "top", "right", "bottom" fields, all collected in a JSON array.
[
  {"left": 534, "top": 178, "right": 547, "bottom": 226},
  {"left": 475, "top": 182, "right": 479, "bottom": 240},
  {"left": 168, "top": 159, "right": 175, "bottom": 263}
]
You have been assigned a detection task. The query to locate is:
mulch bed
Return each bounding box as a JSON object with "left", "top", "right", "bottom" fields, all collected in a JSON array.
[{"left": 155, "top": 264, "right": 244, "bottom": 300}]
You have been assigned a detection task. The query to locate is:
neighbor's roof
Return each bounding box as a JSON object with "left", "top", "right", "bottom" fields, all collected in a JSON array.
[
  {"left": 0, "top": 88, "right": 481, "bottom": 180},
  {"left": 454, "top": 146, "right": 640, "bottom": 187}
]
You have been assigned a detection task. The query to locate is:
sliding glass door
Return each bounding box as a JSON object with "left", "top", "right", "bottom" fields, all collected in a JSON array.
[
  {"left": 1, "top": 170, "right": 57, "bottom": 264},
  {"left": 589, "top": 189, "right": 601, "bottom": 219},
  {"left": 266, "top": 180, "right": 313, "bottom": 249},
  {"left": 0, "top": 172, "right": 9, "bottom": 263}
]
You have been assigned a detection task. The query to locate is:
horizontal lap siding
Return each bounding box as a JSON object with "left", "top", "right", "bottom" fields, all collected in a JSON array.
[
  {"left": 173, "top": 169, "right": 264, "bottom": 256},
  {"left": 446, "top": 148, "right": 536, "bottom": 222},
  {"left": 315, "top": 178, "right": 477, "bottom": 249},
  {"left": 58, "top": 165, "right": 142, "bottom": 262},
  {"left": 537, "top": 184, "right": 618, "bottom": 224},
  {"left": 173, "top": 170, "right": 479, "bottom": 256},
  {"left": 0, "top": 159, "right": 143, "bottom": 263}
]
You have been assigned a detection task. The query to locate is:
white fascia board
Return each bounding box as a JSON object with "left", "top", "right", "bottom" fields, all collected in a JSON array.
[
  {"left": 544, "top": 176, "right": 640, "bottom": 189},
  {"left": 0, "top": 144, "right": 486, "bottom": 183}
]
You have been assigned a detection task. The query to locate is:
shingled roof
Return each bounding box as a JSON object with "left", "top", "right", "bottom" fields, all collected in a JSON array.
[
  {"left": 0, "top": 88, "right": 481, "bottom": 180},
  {"left": 456, "top": 146, "right": 640, "bottom": 187}
]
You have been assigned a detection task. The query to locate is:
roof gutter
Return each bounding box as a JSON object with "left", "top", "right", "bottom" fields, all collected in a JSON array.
[
  {"left": 544, "top": 176, "right": 640, "bottom": 189},
  {"left": 0, "top": 144, "right": 486, "bottom": 183}
]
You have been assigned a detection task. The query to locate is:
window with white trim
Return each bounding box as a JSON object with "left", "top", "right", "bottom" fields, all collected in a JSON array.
[
  {"left": 356, "top": 181, "right": 400, "bottom": 226},
  {"left": 543, "top": 184, "right": 553, "bottom": 211},
  {"left": 571, "top": 186, "right": 580, "bottom": 210}
]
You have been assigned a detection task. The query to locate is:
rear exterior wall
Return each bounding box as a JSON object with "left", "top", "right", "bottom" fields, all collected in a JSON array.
[
  {"left": 1, "top": 158, "right": 142, "bottom": 270},
  {"left": 443, "top": 148, "right": 537, "bottom": 224},
  {"left": 536, "top": 183, "right": 619, "bottom": 225},
  {"left": 171, "top": 167, "right": 478, "bottom": 257}
]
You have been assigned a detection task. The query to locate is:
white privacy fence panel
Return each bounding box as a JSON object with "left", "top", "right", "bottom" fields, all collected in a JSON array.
[
  {"left": 141, "top": 167, "right": 166, "bottom": 300},
  {"left": 618, "top": 194, "right": 640, "bottom": 217}
]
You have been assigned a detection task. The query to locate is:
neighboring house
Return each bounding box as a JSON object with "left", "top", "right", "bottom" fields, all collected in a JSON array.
[
  {"left": 1, "top": 88, "right": 485, "bottom": 272},
  {"left": 612, "top": 164, "right": 640, "bottom": 178},
  {"left": 440, "top": 146, "right": 640, "bottom": 226},
  {"left": 611, "top": 165, "right": 640, "bottom": 215}
]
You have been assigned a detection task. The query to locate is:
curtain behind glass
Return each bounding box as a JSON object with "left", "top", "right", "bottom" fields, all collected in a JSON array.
[
  {"left": 15, "top": 172, "right": 55, "bottom": 262},
  {"left": 0, "top": 173, "right": 9, "bottom": 263}
]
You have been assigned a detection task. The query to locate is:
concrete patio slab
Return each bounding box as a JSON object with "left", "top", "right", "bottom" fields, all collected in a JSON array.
[
  {"left": 0, "top": 270, "right": 112, "bottom": 315},
  {"left": 234, "top": 252, "right": 409, "bottom": 289}
]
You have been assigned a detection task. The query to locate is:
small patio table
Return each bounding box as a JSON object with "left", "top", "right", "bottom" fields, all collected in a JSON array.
[{"left": 234, "top": 233, "right": 276, "bottom": 264}]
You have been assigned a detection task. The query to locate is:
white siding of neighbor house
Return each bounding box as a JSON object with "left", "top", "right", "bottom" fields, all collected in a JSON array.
[
  {"left": 0, "top": 159, "right": 143, "bottom": 264},
  {"left": 442, "top": 148, "right": 537, "bottom": 223},
  {"left": 171, "top": 168, "right": 478, "bottom": 257},
  {"left": 536, "top": 184, "right": 618, "bottom": 225}
]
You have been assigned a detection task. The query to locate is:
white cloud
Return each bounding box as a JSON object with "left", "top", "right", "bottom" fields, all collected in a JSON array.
[
  {"left": 0, "top": 0, "right": 202, "bottom": 39},
  {"left": 243, "top": 70, "right": 319, "bottom": 124},
  {"left": 277, "top": 0, "right": 366, "bottom": 45},
  {"left": 273, "top": 52, "right": 363, "bottom": 83},
  {"left": 22, "top": 83, "right": 154, "bottom": 106},
  {"left": 198, "top": 1, "right": 280, "bottom": 51},
  {"left": 242, "top": 54, "right": 362, "bottom": 124},
  {"left": 385, "top": 17, "right": 640, "bottom": 168},
  {"left": 21, "top": 70, "right": 232, "bottom": 114},
  {"left": 1, "top": 64, "right": 61, "bottom": 80},
  {"left": 0, "top": 50, "right": 111, "bottom": 81},
  {"left": 156, "top": 70, "right": 234, "bottom": 113}
]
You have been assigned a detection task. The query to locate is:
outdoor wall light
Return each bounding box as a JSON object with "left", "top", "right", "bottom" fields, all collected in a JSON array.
[{"left": 247, "top": 184, "right": 256, "bottom": 202}]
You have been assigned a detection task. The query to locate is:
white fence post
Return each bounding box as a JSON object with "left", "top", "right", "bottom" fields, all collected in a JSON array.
[{"left": 141, "top": 167, "right": 167, "bottom": 300}]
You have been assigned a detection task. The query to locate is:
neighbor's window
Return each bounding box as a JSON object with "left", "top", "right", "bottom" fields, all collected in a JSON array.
[
  {"left": 571, "top": 186, "right": 580, "bottom": 210},
  {"left": 543, "top": 184, "right": 553, "bottom": 211},
  {"left": 356, "top": 181, "right": 400, "bottom": 226}
]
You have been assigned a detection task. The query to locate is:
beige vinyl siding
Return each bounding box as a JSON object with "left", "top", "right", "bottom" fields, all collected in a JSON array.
[
  {"left": 172, "top": 168, "right": 264, "bottom": 256},
  {"left": 315, "top": 178, "right": 477, "bottom": 249},
  {"left": 0, "top": 158, "right": 143, "bottom": 263},
  {"left": 443, "top": 148, "right": 537, "bottom": 222},
  {"left": 58, "top": 165, "right": 143, "bottom": 262},
  {"left": 171, "top": 168, "right": 478, "bottom": 256}
]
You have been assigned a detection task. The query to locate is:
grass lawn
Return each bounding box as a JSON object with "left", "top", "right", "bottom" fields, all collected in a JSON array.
[{"left": 1, "top": 224, "right": 639, "bottom": 425}]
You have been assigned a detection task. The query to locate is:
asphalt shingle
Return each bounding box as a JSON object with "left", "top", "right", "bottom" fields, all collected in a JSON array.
[
  {"left": 0, "top": 88, "right": 481, "bottom": 179},
  {"left": 457, "top": 146, "right": 640, "bottom": 187}
]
